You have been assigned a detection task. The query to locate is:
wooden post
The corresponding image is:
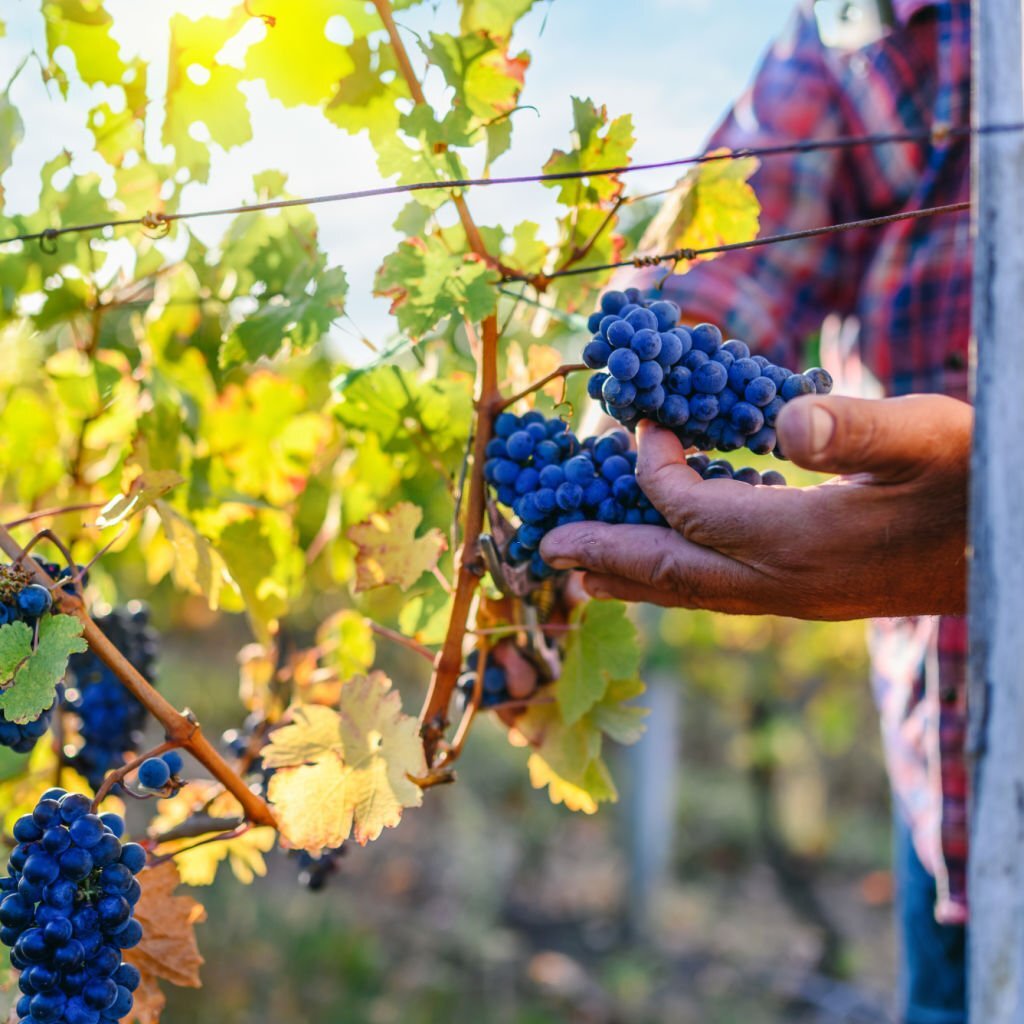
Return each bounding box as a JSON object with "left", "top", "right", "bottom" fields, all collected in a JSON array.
[{"left": 968, "top": 1, "right": 1024, "bottom": 1019}]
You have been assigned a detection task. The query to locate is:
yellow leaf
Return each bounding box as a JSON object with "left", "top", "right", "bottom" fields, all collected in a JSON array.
[
  {"left": 640, "top": 151, "right": 761, "bottom": 263},
  {"left": 148, "top": 783, "right": 276, "bottom": 887},
  {"left": 124, "top": 862, "right": 206, "bottom": 1024},
  {"left": 347, "top": 502, "right": 447, "bottom": 593},
  {"left": 244, "top": 0, "right": 356, "bottom": 107},
  {"left": 155, "top": 501, "right": 239, "bottom": 612},
  {"left": 265, "top": 676, "right": 426, "bottom": 853}
]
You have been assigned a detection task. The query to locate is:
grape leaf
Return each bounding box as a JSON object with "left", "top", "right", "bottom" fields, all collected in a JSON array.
[
  {"left": 460, "top": 0, "right": 538, "bottom": 39},
  {"left": 347, "top": 501, "right": 447, "bottom": 593},
  {"left": 375, "top": 236, "right": 498, "bottom": 337},
  {"left": 325, "top": 37, "right": 408, "bottom": 142},
  {"left": 543, "top": 97, "right": 635, "bottom": 206},
  {"left": 264, "top": 676, "right": 426, "bottom": 853},
  {"left": 0, "top": 87, "right": 24, "bottom": 208},
  {"left": 316, "top": 610, "right": 376, "bottom": 681},
  {"left": 0, "top": 615, "right": 87, "bottom": 724},
  {"left": 244, "top": 0, "right": 355, "bottom": 107},
  {"left": 97, "top": 470, "right": 184, "bottom": 527},
  {"left": 639, "top": 152, "right": 761, "bottom": 261},
  {"left": 557, "top": 600, "right": 640, "bottom": 726},
  {"left": 155, "top": 501, "right": 239, "bottom": 611},
  {"left": 423, "top": 32, "right": 529, "bottom": 123},
  {"left": 513, "top": 634, "right": 648, "bottom": 814},
  {"left": 149, "top": 784, "right": 277, "bottom": 887},
  {"left": 43, "top": 0, "right": 129, "bottom": 92},
  {"left": 125, "top": 862, "right": 206, "bottom": 1024},
  {"left": 164, "top": 11, "right": 252, "bottom": 182}
]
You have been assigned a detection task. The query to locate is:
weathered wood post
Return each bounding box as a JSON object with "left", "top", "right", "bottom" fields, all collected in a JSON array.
[{"left": 968, "top": 0, "right": 1024, "bottom": 1019}]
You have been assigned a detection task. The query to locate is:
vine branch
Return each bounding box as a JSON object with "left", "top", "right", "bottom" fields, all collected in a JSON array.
[{"left": 0, "top": 522, "right": 277, "bottom": 828}]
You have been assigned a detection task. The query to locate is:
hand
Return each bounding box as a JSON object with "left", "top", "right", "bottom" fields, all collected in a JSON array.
[{"left": 539, "top": 394, "right": 972, "bottom": 620}]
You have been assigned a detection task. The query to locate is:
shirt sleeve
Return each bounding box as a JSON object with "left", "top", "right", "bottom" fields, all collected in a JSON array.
[{"left": 626, "top": 2, "right": 874, "bottom": 364}]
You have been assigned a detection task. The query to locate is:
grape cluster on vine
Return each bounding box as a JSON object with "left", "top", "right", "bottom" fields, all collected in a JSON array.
[
  {"left": 0, "top": 790, "right": 145, "bottom": 1024},
  {"left": 62, "top": 606, "right": 159, "bottom": 791},
  {"left": 583, "top": 288, "right": 833, "bottom": 453}
]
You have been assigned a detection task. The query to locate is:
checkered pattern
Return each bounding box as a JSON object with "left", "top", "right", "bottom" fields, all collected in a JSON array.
[{"left": 634, "top": 0, "right": 971, "bottom": 922}]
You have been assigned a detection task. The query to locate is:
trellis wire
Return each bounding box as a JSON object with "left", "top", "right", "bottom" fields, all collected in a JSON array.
[
  {"left": 0, "top": 123, "right": 1019, "bottom": 249},
  {"left": 503, "top": 202, "right": 971, "bottom": 284}
]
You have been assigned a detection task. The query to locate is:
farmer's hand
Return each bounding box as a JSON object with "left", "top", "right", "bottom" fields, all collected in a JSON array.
[{"left": 540, "top": 394, "right": 972, "bottom": 620}]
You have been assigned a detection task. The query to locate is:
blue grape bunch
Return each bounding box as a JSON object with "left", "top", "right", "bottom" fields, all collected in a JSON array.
[
  {"left": 583, "top": 288, "right": 833, "bottom": 453},
  {"left": 485, "top": 415, "right": 667, "bottom": 579},
  {"left": 0, "top": 790, "right": 146, "bottom": 1024},
  {"left": 63, "top": 606, "right": 159, "bottom": 791}
]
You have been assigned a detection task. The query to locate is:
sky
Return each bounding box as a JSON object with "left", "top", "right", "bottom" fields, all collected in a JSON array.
[{"left": 0, "top": 0, "right": 796, "bottom": 358}]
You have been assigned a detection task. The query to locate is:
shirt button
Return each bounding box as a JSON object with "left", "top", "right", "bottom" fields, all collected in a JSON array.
[
  {"left": 945, "top": 351, "right": 966, "bottom": 370},
  {"left": 940, "top": 686, "right": 959, "bottom": 703}
]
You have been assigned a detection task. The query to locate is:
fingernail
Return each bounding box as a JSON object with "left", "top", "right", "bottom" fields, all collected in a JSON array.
[{"left": 809, "top": 404, "right": 836, "bottom": 454}]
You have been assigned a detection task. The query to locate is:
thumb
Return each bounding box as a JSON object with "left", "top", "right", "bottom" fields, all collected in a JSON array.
[{"left": 775, "top": 393, "right": 966, "bottom": 478}]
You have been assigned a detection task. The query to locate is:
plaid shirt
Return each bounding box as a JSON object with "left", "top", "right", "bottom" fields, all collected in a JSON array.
[{"left": 637, "top": 0, "right": 971, "bottom": 922}]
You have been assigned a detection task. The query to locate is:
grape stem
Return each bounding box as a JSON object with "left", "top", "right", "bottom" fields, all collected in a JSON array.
[
  {"left": 366, "top": 620, "right": 436, "bottom": 663},
  {"left": 0, "top": 522, "right": 277, "bottom": 828},
  {"left": 4, "top": 503, "right": 107, "bottom": 528},
  {"left": 147, "top": 824, "right": 251, "bottom": 868},
  {"left": 91, "top": 738, "right": 181, "bottom": 810},
  {"left": 148, "top": 814, "right": 246, "bottom": 845},
  {"left": 495, "top": 363, "right": 589, "bottom": 412}
]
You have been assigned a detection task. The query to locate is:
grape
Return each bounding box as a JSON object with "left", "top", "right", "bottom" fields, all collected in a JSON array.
[
  {"left": 607, "top": 348, "right": 640, "bottom": 381},
  {"left": 137, "top": 757, "right": 170, "bottom": 791},
  {"left": 600, "top": 290, "right": 628, "bottom": 314},
  {"left": 63, "top": 605, "right": 159, "bottom": 791},
  {"left": 634, "top": 360, "right": 664, "bottom": 390},
  {"left": 630, "top": 329, "right": 661, "bottom": 361},
  {"left": 745, "top": 376, "right": 777, "bottom": 407},
  {"left": 16, "top": 585, "right": 52, "bottom": 618},
  {"left": 582, "top": 339, "right": 611, "bottom": 368},
  {"left": 578, "top": 295, "right": 832, "bottom": 458},
  {"left": 1, "top": 793, "right": 142, "bottom": 1024}
]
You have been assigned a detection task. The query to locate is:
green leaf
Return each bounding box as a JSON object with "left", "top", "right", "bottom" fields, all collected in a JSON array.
[
  {"left": 0, "top": 615, "right": 87, "bottom": 724},
  {"left": 325, "top": 37, "right": 408, "bottom": 142},
  {"left": 543, "top": 97, "right": 634, "bottom": 206},
  {"left": 557, "top": 600, "right": 641, "bottom": 725},
  {"left": 0, "top": 87, "right": 24, "bottom": 208},
  {"left": 220, "top": 266, "right": 347, "bottom": 367},
  {"left": 460, "top": 0, "right": 538, "bottom": 39},
  {"left": 245, "top": 0, "right": 355, "bottom": 107},
  {"left": 315, "top": 610, "right": 376, "bottom": 681},
  {"left": 215, "top": 518, "right": 293, "bottom": 644},
  {"left": 375, "top": 236, "right": 497, "bottom": 338},
  {"left": 423, "top": 32, "right": 529, "bottom": 123},
  {"left": 164, "top": 11, "right": 252, "bottom": 182},
  {"left": 43, "top": 0, "right": 129, "bottom": 92},
  {"left": 639, "top": 152, "right": 762, "bottom": 262}
]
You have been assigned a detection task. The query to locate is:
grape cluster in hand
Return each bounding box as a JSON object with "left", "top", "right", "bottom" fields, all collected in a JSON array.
[
  {"left": 63, "top": 606, "right": 159, "bottom": 791},
  {"left": 485, "top": 415, "right": 667, "bottom": 578},
  {"left": 583, "top": 288, "right": 833, "bottom": 454},
  {"left": 0, "top": 791, "right": 145, "bottom": 1024}
]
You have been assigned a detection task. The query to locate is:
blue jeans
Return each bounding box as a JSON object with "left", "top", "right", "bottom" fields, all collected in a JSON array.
[{"left": 894, "top": 815, "right": 967, "bottom": 1024}]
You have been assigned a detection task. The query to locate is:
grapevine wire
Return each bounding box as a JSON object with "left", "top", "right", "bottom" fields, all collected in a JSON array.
[
  {"left": 0, "top": 123, "right": 1018, "bottom": 249},
  {"left": 504, "top": 201, "right": 971, "bottom": 284}
]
